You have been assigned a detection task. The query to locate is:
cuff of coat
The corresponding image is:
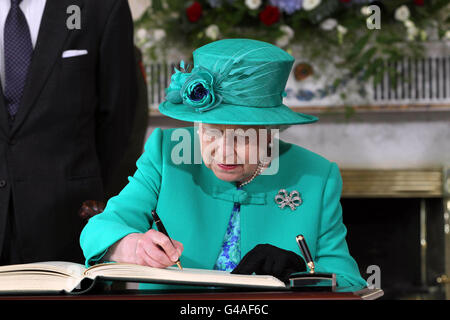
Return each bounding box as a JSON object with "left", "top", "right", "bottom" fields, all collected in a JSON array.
[{"left": 80, "top": 218, "right": 143, "bottom": 268}]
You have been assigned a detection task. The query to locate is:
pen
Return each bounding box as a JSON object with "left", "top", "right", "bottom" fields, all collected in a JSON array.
[
  {"left": 295, "top": 234, "right": 315, "bottom": 274},
  {"left": 151, "top": 210, "right": 183, "bottom": 270}
]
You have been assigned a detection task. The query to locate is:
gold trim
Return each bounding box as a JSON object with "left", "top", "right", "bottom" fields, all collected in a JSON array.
[
  {"left": 355, "top": 288, "right": 385, "bottom": 300},
  {"left": 341, "top": 169, "right": 443, "bottom": 198},
  {"left": 307, "top": 262, "right": 315, "bottom": 274}
]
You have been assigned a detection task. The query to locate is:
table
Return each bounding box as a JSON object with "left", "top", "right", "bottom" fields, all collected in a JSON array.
[{"left": 0, "top": 288, "right": 383, "bottom": 300}]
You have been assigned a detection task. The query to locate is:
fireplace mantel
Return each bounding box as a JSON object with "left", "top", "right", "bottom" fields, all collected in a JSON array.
[{"left": 341, "top": 168, "right": 443, "bottom": 198}]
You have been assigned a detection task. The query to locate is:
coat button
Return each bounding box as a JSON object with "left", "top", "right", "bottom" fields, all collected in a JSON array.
[{"left": 0, "top": 180, "right": 6, "bottom": 188}]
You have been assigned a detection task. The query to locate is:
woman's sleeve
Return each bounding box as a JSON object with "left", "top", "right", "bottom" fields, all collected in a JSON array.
[
  {"left": 80, "top": 128, "right": 164, "bottom": 267},
  {"left": 314, "top": 162, "right": 367, "bottom": 290}
]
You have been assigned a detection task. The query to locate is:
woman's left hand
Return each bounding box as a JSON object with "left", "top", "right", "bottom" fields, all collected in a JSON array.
[{"left": 231, "top": 244, "right": 306, "bottom": 282}]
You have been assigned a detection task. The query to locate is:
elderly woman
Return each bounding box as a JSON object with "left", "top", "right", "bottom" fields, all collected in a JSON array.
[{"left": 80, "top": 39, "right": 366, "bottom": 290}]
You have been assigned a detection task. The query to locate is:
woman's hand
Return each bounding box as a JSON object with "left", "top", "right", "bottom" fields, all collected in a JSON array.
[
  {"left": 231, "top": 244, "right": 306, "bottom": 282},
  {"left": 105, "top": 230, "right": 183, "bottom": 268}
]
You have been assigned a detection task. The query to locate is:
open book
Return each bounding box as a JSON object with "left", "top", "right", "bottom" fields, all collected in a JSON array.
[{"left": 0, "top": 262, "right": 287, "bottom": 294}]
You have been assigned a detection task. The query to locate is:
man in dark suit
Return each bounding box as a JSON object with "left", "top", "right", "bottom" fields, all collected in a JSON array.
[{"left": 0, "top": 0, "right": 137, "bottom": 264}]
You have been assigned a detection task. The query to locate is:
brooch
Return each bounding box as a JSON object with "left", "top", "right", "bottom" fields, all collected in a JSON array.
[{"left": 274, "top": 189, "right": 302, "bottom": 211}]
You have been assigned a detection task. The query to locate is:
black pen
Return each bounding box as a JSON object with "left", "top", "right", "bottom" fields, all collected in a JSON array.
[
  {"left": 296, "top": 234, "right": 315, "bottom": 274},
  {"left": 151, "top": 210, "right": 182, "bottom": 270}
]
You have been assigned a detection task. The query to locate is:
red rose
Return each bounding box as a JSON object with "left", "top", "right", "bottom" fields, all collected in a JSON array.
[
  {"left": 340, "top": 0, "right": 351, "bottom": 3},
  {"left": 414, "top": 0, "right": 424, "bottom": 5},
  {"left": 186, "top": 1, "right": 202, "bottom": 23},
  {"left": 259, "top": 5, "right": 280, "bottom": 26}
]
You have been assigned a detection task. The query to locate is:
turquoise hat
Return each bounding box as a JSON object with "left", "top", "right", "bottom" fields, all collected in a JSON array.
[{"left": 159, "top": 38, "right": 318, "bottom": 125}]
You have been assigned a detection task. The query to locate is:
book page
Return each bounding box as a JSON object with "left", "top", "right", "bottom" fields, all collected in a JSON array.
[
  {"left": 0, "top": 261, "right": 86, "bottom": 277},
  {"left": 85, "top": 263, "right": 287, "bottom": 289},
  {"left": 0, "top": 261, "right": 86, "bottom": 293}
]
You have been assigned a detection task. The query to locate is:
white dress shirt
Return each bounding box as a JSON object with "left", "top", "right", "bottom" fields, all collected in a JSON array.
[{"left": 0, "top": 0, "right": 47, "bottom": 91}]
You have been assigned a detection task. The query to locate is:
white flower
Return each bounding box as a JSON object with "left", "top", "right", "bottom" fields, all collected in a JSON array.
[
  {"left": 407, "top": 25, "right": 419, "bottom": 41},
  {"left": 303, "top": 0, "right": 321, "bottom": 11},
  {"left": 152, "top": 29, "right": 166, "bottom": 42},
  {"left": 245, "top": 0, "right": 261, "bottom": 10},
  {"left": 395, "top": 5, "right": 410, "bottom": 22},
  {"left": 337, "top": 24, "right": 348, "bottom": 35},
  {"left": 361, "top": 6, "right": 371, "bottom": 16},
  {"left": 143, "top": 41, "right": 153, "bottom": 49},
  {"left": 276, "top": 35, "right": 290, "bottom": 47},
  {"left": 276, "top": 25, "right": 294, "bottom": 47},
  {"left": 136, "top": 28, "right": 148, "bottom": 42},
  {"left": 403, "top": 19, "right": 427, "bottom": 41},
  {"left": 280, "top": 25, "right": 294, "bottom": 39},
  {"left": 205, "top": 24, "right": 220, "bottom": 40},
  {"left": 320, "top": 18, "right": 337, "bottom": 31},
  {"left": 403, "top": 19, "right": 415, "bottom": 29},
  {"left": 445, "top": 30, "right": 450, "bottom": 40}
]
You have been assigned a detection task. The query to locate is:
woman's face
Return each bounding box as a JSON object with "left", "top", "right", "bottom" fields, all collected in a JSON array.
[{"left": 198, "top": 123, "right": 271, "bottom": 183}]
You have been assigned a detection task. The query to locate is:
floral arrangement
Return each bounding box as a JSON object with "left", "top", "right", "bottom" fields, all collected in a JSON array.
[{"left": 134, "top": 0, "right": 450, "bottom": 101}]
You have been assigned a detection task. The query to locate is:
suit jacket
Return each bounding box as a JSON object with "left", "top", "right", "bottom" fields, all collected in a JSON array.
[
  {"left": 104, "top": 46, "right": 148, "bottom": 200},
  {"left": 80, "top": 127, "right": 367, "bottom": 290},
  {"left": 0, "top": 0, "right": 137, "bottom": 263}
]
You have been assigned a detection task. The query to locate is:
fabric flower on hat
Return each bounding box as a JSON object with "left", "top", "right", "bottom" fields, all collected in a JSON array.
[
  {"left": 165, "top": 62, "right": 192, "bottom": 104},
  {"left": 166, "top": 62, "right": 222, "bottom": 112}
]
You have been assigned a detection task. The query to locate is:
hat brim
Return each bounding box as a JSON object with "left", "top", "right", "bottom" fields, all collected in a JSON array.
[{"left": 158, "top": 101, "right": 318, "bottom": 126}]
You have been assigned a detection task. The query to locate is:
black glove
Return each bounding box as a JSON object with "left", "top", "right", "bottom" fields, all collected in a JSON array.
[{"left": 231, "top": 244, "right": 306, "bottom": 282}]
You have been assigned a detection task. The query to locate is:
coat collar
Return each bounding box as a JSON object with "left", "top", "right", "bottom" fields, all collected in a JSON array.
[{"left": 211, "top": 185, "right": 267, "bottom": 205}]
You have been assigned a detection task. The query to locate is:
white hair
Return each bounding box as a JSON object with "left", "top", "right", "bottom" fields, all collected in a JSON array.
[{"left": 264, "top": 125, "right": 291, "bottom": 132}]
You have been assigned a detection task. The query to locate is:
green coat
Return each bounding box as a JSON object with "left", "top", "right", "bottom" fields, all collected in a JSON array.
[{"left": 80, "top": 126, "right": 366, "bottom": 290}]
